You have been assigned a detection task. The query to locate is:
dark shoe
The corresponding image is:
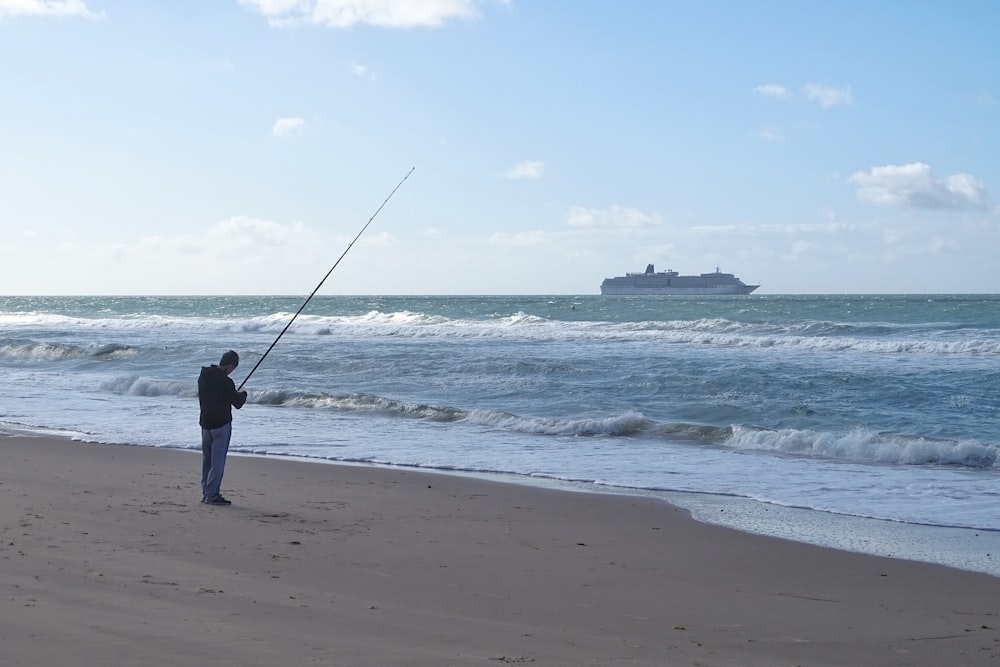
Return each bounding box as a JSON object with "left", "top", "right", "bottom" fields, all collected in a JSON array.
[{"left": 205, "top": 495, "right": 232, "bottom": 506}]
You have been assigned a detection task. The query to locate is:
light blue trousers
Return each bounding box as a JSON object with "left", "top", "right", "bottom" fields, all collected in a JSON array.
[{"left": 201, "top": 423, "right": 232, "bottom": 500}]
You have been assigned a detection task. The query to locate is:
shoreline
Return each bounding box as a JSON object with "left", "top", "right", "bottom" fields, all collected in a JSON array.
[
  {"left": 7, "top": 424, "right": 1000, "bottom": 578},
  {"left": 3, "top": 433, "right": 999, "bottom": 666}
]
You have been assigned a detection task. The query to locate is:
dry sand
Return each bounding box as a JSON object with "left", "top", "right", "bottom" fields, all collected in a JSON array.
[{"left": 2, "top": 435, "right": 998, "bottom": 666}]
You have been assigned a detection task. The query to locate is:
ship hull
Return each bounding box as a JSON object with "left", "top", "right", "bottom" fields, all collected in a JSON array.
[{"left": 600, "top": 284, "right": 758, "bottom": 295}]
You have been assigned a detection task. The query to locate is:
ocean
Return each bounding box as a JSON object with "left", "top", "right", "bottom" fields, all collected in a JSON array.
[{"left": 2, "top": 294, "right": 999, "bottom": 575}]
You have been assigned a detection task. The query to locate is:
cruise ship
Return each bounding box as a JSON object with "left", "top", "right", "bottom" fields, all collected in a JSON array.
[{"left": 600, "top": 264, "right": 759, "bottom": 295}]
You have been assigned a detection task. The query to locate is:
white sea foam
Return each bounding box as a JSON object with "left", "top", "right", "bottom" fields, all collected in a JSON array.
[
  {"left": 724, "top": 424, "right": 1000, "bottom": 469},
  {"left": 0, "top": 340, "right": 136, "bottom": 361},
  {"left": 100, "top": 376, "right": 195, "bottom": 398},
  {"left": 461, "top": 408, "right": 649, "bottom": 436},
  {"left": 4, "top": 308, "right": 1000, "bottom": 355}
]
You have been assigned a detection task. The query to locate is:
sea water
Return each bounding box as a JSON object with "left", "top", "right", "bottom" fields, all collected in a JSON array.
[{"left": 2, "top": 294, "right": 999, "bottom": 575}]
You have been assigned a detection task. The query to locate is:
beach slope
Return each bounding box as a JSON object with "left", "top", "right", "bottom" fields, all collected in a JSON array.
[{"left": 2, "top": 436, "right": 998, "bottom": 666}]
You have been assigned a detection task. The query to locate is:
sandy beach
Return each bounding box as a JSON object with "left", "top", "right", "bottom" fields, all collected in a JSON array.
[{"left": 2, "top": 435, "right": 998, "bottom": 666}]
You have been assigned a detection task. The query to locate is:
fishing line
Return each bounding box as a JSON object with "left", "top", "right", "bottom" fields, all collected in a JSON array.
[{"left": 237, "top": 166, "right": 415, "bottom": 391}]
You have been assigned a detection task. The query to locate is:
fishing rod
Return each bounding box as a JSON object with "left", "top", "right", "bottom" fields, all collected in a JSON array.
[{"left": 237, "top": 166, "right": 415, "bottom": 391}]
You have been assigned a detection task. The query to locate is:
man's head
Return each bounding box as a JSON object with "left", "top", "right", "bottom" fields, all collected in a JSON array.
[{"left": 219, "top": 350, "right": 239, "bottom": 374}]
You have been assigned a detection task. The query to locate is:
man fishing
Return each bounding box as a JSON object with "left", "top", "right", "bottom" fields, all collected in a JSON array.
[
  {"left": 193, "top": 169, "right": 412, "bottom": 507},
  {"left": 198, "top": 350, "right": 248, "bottom": 506}
]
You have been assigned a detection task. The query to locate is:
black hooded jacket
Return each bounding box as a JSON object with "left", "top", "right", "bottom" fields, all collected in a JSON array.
[{"left": 198, "top": 365, "right": 248, "bottom": 429}]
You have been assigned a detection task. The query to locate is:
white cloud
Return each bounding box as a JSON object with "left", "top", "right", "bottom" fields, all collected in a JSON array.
[
  {"left": 205, "top": 215, "right": 308, "bottom": 247},
  {"left": 357, "top": 231, "right": 398, "bottom": 247},
  {"left": 0, "top": 0, "right": 102, "bottom": 18},
  {"left": 489, "top": 230, "right": 553, "bottom": 247},
  {"left": 566, "top": 205, "right": 660, "bottom": 229},
  {"left": 697, "top": 222, "right": 851, "bottom": 236},
  {"left": 878, "top": 225, "right": 963, "bottom": 260},
  {"left": 975, "top": 91, "right": 1000, "bottom": 108},
  {"left": 755, "top": 81, "right": 852, "bottom": 109},
  {"left": 928, "top": 235, "right": 961, "bottom": 254},
  {"left": 783, "top": 240, "right": 822, "bottom": 261},
  {"left": 882, "top": 229, "right": 902, "bottom": 245},
  {"left": 757, "top": 127, "right": 784, "bottom": 142},
  {"left": 349, "top": 61, "right": 369, "bottom": 77},
  {"left": 801, "top": 82, "right": 853, "bottom": 108},
  {"left": 106, "top": 216, "right": 310, "bottom": 263},
  {"left": 272, "top": 117, "right": 305, "bottom": 137},
  {"left": 1, "top": 215, "right": 320, "bottom": 294},
  {"left": 849, "top": 162, "right": 989, "bottom": 210},
  {"left": 687, "top": 223, "right": 742, "bottom": 235},
  {"left": 240, "top": 0, "right": 479, "bottom": 28},
  {"left": 504, "top": 160, "right": 544, "bottom": 180},
  {"left": 753, "top": 83, "right": 789, "bottom": 99}
]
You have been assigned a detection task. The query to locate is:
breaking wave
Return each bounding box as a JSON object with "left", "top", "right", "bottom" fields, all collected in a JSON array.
[
  {"left": 4, "top": 310, "right": 998, "bottom": 356},
  {"left": 96, "top": 375, "right": 999, "bottom": 471},
  {"left": 302, "top": 314, "right": 1000, "bottom": 355},
  {"left": 723, "top": 424, "right": 1000, "bottom": 469},
  {"left": 0, "top": 340, "right": 136, "bottom": 362}
]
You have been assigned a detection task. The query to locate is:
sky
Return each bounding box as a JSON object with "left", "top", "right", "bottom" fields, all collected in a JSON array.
[{"left": 1, "top": 0, "right": 998, "bottom": 295}]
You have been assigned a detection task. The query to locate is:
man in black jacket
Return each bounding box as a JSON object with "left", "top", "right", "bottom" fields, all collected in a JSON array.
[{"left": 198, "top": 350, "right": 248, "bottom": 505}]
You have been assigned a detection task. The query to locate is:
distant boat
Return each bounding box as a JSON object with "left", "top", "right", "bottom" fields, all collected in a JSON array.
[{"left": 600, "top": 264, "right": 759, "bottom": 295}]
